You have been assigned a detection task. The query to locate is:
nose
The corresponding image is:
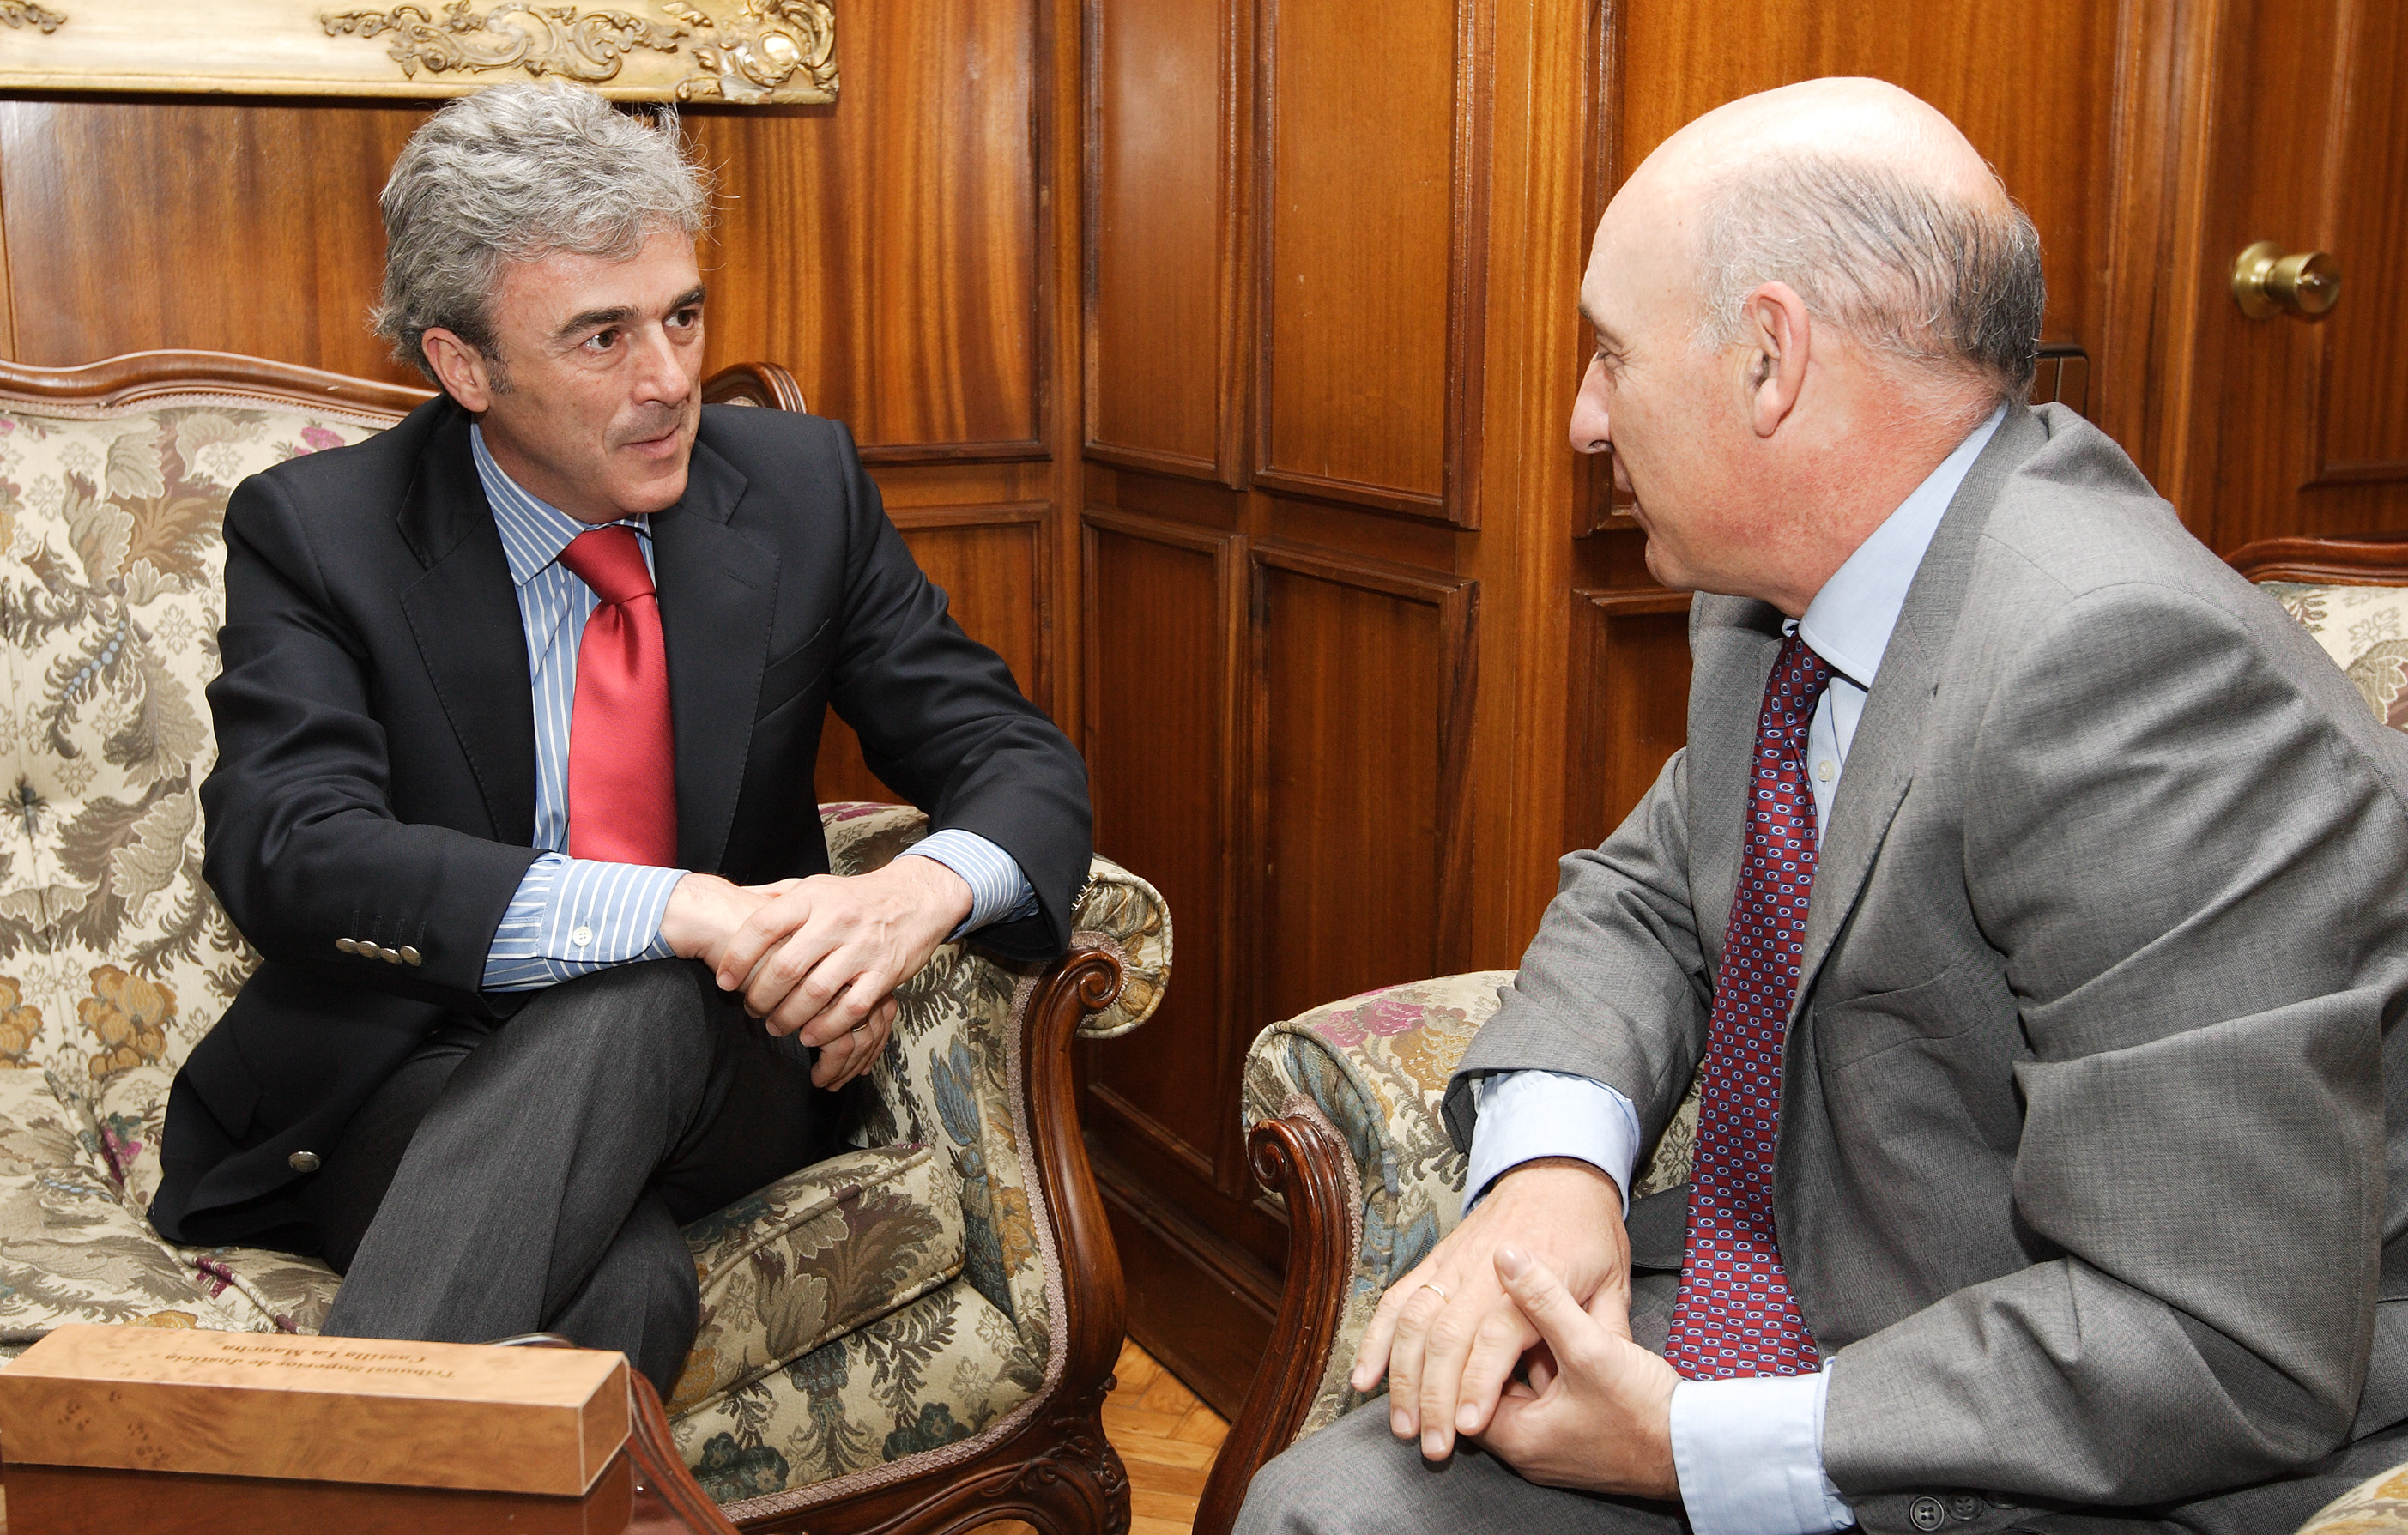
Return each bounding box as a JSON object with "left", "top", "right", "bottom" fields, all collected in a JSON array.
[
  {"left": 1568, "top": 356, "right": 1610, "bottom": 455},
  {"left": 628, "top": 323, "right": 690, "bottom": 408}
]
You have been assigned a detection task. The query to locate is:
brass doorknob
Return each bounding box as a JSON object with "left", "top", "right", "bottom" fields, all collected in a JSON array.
[{"left": 2232, "top": 240, "right": 2341, "bottom": 320}]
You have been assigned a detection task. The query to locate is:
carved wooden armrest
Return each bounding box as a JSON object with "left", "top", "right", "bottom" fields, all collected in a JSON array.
[
  {"left": 1193, "top": 1110, "right": 1360, "bottom": 1535},
  {"left": 1193, "top": 971, "right": 1702, "bottom": 1535}
]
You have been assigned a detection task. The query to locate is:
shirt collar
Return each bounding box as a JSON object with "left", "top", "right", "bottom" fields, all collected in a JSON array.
[
  {"left": 1795, "top": 404, "right": 2006, "bottom": 689},
  {"left": 469, "top": 424, "right": 649, "bottom": 589}
]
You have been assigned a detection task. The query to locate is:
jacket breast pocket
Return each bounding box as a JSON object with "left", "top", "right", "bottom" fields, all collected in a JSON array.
[
  {"left": 756, "top": 619, "right": 834, "bottom": 722},
  {"left": 1812, "top": 952, "right": 2012, "bottom": 1073}
]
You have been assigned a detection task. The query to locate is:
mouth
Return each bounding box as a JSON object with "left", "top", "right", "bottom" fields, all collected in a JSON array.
[{"left": 619, "top": 421, "right": 687, "bottom": 463}]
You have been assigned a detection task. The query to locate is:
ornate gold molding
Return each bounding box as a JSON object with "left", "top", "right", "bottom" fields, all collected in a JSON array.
[
  {"left": 0, "top": 1, "right": 835, "bottom": 105},
  {"left": 0, "top": 2, "right": 66, "bottom": 33},
  {"left": 319, "top": 6, "right": 690, "bottom": 88},
  {"left": 678, "top": 0, "right": 834, "bottom": 104}
]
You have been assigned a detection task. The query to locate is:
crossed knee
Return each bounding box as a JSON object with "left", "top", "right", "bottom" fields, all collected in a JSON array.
[{"left": 522, "top": 958, "right": 721, "bottom": 1078}]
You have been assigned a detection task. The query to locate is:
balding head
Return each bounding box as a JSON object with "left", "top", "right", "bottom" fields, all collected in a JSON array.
[
  {"left": 1570, "top": 81, "right": 2042, "bottom": 613},
  {"left": 1641, "top": 78, "right": 2042, "bottom": 402}
]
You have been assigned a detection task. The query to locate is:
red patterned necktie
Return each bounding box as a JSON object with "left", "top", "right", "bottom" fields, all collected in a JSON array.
[
  {"left": 556, "top": 526, "right": 677, "bottom": 866},
  {"left": 1665, "top": 632, "right": 1833, "bottom": 1380}
]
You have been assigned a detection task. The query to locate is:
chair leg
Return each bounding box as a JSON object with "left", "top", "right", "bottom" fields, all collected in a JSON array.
[
  {"left": 1193, "top": 1114, "right": 1356, "bottom": 1535},
  {"left": 989, "top": 1378, "right": 1129, "bottom": 1535}
]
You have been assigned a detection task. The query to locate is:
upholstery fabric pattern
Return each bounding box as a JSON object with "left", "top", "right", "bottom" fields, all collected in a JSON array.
[
  {"left": 0, "top": 401, "right": 379, "bottom": 1085},
  {"left": 0, "top": 392, "right": 1173, "bottom": 1506},
  {"left": 1242, "top": 972, "right": 1700, "bottom": 1437},
  {"left": 0, "top": 396, "right": 378, "bottom": 1346},
  {"left": 2301, "top": 1462, "right": 2408, "bottom": 1532},
  {"left": 2262, "top": 581, "right": 2408, "bottom": 728},
  {"left": 684, "top": 1282, "right": 1044, "bottom": 1504},
  {"left": 0, "top": 1063, "right": 258, "bottom": 1339},
  {"left": 670, "top": 1140, "right": 968, "bottom": 1419}
]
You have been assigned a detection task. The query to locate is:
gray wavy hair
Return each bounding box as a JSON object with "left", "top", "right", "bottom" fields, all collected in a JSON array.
[
  {"left": 1691, "top": 152, "right": 2044, "bottom": 405},
  {"left": 373, "top": 82, "right": 712, "bottom": 380}
]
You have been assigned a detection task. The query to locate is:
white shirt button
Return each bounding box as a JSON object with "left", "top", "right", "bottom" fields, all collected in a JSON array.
[
  {"left": 571, "top": 925, "right": 594, "bottom": 947},
  {"left": 1816, "top": 759, "right": 1836, "bottom": 782}
]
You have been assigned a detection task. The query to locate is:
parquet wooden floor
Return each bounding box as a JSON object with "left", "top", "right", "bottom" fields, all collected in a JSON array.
[{"left": 968, "top": 1339, "right": 1228, "bottom": 1535}]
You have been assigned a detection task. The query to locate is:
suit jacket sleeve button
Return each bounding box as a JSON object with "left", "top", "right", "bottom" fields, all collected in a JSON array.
[
  {"left": 1948, "top": 1496, "right": 1982, "bottom": 1521},
  {"left": 399, "top": 946, "right": 421, "bottom": 966},
  {"left": 287, "top": 1151, "right": 321, "bottom": 1173},
  {"left": 381, "top": 946, "right": 402, "bottom": 964},
  {"left": 336, "top": 938, "right": 356, "bottom": 953},
  {"left": 1909, "top": 1497, "right": 1947, "bottom": 1532}
]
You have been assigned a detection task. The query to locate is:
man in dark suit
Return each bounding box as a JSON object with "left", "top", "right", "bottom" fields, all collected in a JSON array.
[
  {"left": 1239, "top": 79, "right": 2408, "bottom": 1535},
  {"left": 148, "top": 82, "right": 1090, "bottom": 1396}
]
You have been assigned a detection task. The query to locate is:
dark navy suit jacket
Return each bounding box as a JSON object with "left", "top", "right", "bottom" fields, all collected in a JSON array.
[{"left": 151, "top": 396, "right": 1090, "bottom": 1251}]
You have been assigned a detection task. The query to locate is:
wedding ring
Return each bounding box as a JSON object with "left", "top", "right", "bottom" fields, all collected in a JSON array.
[{"left": 1419, "top": 1282, "right": 1449, "bottom": 1302}]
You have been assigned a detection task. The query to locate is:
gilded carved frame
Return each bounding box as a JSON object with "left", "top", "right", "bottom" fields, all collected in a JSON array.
[{"left": 0, "top": 1, "right": 836, "bottom": 105}]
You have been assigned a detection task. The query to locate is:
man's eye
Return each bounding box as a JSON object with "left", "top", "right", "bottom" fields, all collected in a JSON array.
[
  {"left": 584, "top": 329, "right": 620, "bottom": 353},
  {"left": 669, "top": 309, "right": 701, "bottom": 332}
]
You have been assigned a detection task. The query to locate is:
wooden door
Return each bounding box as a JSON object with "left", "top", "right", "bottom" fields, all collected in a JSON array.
[{"left": 2140, "top": 0, "right": 2408, "bottom": 551}]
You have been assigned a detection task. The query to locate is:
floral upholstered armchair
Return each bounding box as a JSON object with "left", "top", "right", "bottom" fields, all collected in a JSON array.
[
  {"left": 1193, "top": 533, "right": 2408, "bottom": 1535},
  {"left": 0, "top": 350, "right": 1170, "bottom": 1535}
]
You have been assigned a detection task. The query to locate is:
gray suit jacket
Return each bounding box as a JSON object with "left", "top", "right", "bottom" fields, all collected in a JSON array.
[{"left": 1446, "top": 405, "right": 2408, "bottom": 1532}]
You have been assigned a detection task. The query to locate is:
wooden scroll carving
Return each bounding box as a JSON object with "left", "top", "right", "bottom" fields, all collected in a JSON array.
[
  {"left": 0, "top": 1, "right": 836, "bottom": 105},
  {"left": 0, "top": 3, "right": 65, "bottom": 34},
  {"left": 1192, "top": 1112, "right": 1358, "bottom": 1535}
]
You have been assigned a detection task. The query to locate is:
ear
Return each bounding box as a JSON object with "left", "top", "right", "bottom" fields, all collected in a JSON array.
[
  {"left": 1739, "top": 281, "right": 1811, "bottom": 438},
  {"left": 420, "top": 327, "right": 496, "bottom": 414}
]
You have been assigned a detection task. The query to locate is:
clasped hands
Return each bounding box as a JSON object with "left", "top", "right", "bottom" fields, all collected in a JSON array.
[
  {"left": 659, "top": 855, "right": 972, "bottom": 1090},
  {"left": 1350, "top": 1157, "right": 1683, "bottom": 1500}
]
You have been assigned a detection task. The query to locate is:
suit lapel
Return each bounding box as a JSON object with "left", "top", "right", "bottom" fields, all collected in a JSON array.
[
  {"left": 650, "top": 438, "right": 777, "bottom": 874},
  {"left": 1791, "top": 405, "right": 2052, "bottom": 1011},
  {"left": 1690, "top": 599, "right": 1787, "bottom": 963},
  {"left": 396, "top": 407, "right": 538, "bottom": 846}
]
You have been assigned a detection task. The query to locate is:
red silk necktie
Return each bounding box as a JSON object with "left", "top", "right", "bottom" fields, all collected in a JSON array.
[
  {"left": 556, "top": 526, "right": 677, "bottom": 866},
  {"left": 1664, "top": 632, "right": 1833, "bottom": 1381}
]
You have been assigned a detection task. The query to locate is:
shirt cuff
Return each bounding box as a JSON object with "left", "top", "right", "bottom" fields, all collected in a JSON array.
[
  {"left": 1461, "top": 1071, "right": 1642, "bottom": 1214},
  {"left": 900, "top": 830, "right": 1038, "bottom": 939},
  {"left": 1669, "top": 1368, "right": 1854, "bottom": 1535},
  {"left": 481, "top": 852, "right": 685, "bottom": 991}
]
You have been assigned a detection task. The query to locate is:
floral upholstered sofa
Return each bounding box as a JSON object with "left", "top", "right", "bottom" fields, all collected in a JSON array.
[
  {"left": 1194, "top": 535, "right": 2408, "bottom": 1535},
  {"left": 0, "top": 351, "right": 1169, "bottom": 1535}
]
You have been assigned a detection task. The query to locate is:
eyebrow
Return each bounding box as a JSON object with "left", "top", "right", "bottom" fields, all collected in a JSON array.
[
  {"left": 554, "top": 285, "right": 708, "bottom": 342},
  {"left": 1577, "top": 300, "right": 1623, "bottom": 349}
]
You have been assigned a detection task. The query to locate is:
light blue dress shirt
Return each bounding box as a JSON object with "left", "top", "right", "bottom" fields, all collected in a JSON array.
[
  {"left": 1461, "top": 407, "right": 2005, "bottom": 1535},
  {"left": 469, "top": 426, "right": 1038, "bottom": 991}
]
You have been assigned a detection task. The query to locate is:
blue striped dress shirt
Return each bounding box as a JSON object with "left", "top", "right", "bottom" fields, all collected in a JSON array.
[{"left": 469, "top": 426, "right": 1038, "bottom": 991}]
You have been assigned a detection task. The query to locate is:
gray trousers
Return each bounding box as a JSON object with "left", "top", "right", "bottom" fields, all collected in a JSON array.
[
  {"left": 309, "top": 959, "right": 838, "bottom": 1395},
  {"left": 1234, "top": 1272, "right": 2408, "bottom": 1535}
]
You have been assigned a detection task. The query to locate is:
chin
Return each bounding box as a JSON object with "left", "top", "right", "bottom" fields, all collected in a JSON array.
[
  {"left": 618, "top": 464, "right": 692, "bottom": 517},
  {"left": 1639, "top": 538, "right": 1682, "bottom": 590}
]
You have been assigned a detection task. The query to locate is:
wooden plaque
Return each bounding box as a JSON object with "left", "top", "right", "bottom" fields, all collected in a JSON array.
[
  {"left": 3, "top": 1453, "right": 637, "bottom": 1535},
  {"left": 0, "top": 1325, "right": 629, "bottom": 1496}
]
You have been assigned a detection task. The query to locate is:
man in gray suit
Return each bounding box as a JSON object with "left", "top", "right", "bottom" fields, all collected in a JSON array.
[{"left": 1237, "top": 79, "right": 2408, "bottom": 1535}]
